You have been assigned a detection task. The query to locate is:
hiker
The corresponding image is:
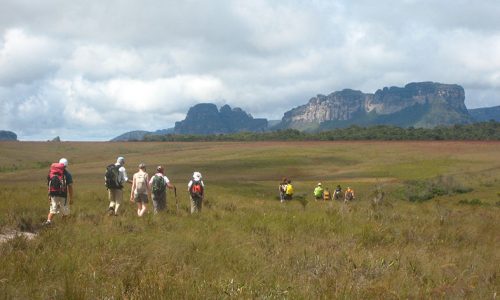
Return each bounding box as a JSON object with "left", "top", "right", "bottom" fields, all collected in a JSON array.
[
  {"left": 149, "top": 166, "right": 176, "bottom": 213},
  {"left": 284, "top": 179, "right": 294, "bottom": 201},
  {"left": 323, "top": 187, "right": 331, "bottom": 201},
  {"left": 313, "top": 183, "right": 324, "bottom": 200},
  {"left": 105, "top": 156, "right": 132, "bottom": 216},
  {"left": 44, "top": 158, "right": 73, "bottom": 225},
  {"left": 279, "top": 177, "right": 288, "bottom": 203},
  {"left": 345, "top": 186, "right": 355, "bottom": 202},
  {"left": 334, "top": 185, "right": 343, "bottom": 201},
  {"left": 130, "top": 163, "right": 151, "bottom": 216},
  {"left": 188, "top": 171, "right": 205, "bottom": 213}
]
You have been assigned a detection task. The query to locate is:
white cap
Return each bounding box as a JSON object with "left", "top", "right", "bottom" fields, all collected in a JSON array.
[
  {"left": 59, "top": 158, "right": 68, "bottom": 166},
  {"left": 193, "top": 171, "right": 202, "bottom": 180},
  {"left": 317, "top": 182, "right": 322, "bottom": 186},
  {"left": 117, "top": 156, "right": 125, "bottom": 165}
]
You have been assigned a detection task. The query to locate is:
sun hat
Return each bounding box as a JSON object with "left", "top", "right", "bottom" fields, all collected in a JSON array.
[
  {"left": 193, "top": 171, "right": 202, "bottom": 180},
  {"left": 117, "top": 156, "right": 125, "bottom": 165},
  {"left": 59, "top": 158, "right": 68, "bottom": 166},
  {"left": 317, "top": 182, "right": 322, "bottom": 186}
]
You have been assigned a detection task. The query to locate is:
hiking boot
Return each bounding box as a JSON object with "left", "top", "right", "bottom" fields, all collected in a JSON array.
[
  {"left": 108, "top": 207, "right": 115, "bottom": 216},
  {"left": 42, "top": 220, "right": 52, "bottom": 226}
]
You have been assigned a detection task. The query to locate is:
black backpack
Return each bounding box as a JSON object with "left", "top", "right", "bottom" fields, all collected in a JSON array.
[
  {"left": 105, "top": 164, "right": 122, "bottom": 189},
  {"left": 152, "top": 175, "right": 166, "bottom": 195}
]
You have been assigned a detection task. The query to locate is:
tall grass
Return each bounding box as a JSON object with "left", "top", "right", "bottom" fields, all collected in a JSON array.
[{"left": 0, "top": 141, "right": 499, "bottom": 298}]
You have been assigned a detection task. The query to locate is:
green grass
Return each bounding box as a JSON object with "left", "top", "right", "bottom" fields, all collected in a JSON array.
[{"left": 0, "top": 141, "right": 499, "bottom": 299}]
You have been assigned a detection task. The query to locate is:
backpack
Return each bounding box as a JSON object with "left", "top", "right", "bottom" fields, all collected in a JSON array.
[
  {"left": 323, "top": 190, "right": 331, "bottom": 200},
  {"left": 152, "top": 175, "right": 166, "bottom": 195},
  {"left": 105, "top": 164, "right": 122, "bottom": 189},
  {"left": 48, "top": 163, "right": 66, "bottom": 196},
  {"left": 135, "top": 172, "right": 147, "bottom": 194},
  {"left": 190, "top": 180, "right": 203, "bottom": 198},
  {"left": 285, "top": 184, "right": 294, "bottom": 196}
]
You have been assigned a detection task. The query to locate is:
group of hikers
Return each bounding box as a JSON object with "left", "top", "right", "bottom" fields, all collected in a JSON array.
[
  {"left": 313, "top": 183, "right": 355, "bottom": 202},
  {"left": 44, "top": 156, "right": 356, "bottom": 225},
  {"left": 278, "top": 177, "right": 355, "bottom": 203},
  {"left": 43, "top": 156, "right": 205, "bottom": 225}
]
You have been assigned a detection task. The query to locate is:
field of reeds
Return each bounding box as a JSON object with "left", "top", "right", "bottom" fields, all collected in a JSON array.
[{"left": 0, "top": 141, "right": 499, "bottom": 299}]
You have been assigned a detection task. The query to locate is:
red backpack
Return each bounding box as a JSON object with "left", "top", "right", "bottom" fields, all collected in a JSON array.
[
  {"left": 48, "top": 163, "right": 67, "bottom": 196},
  {"left": 190, "top": 180, "right": 203, "bottom": 198}
]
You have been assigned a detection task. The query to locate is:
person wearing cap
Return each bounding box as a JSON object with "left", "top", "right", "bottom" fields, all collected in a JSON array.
[
  {"left": 344, "top": 186, "right": 355, "bottom": 202},
  {"left": 278, "top": 177, "right": 288, "bottom": 203},
  {"left": 107, "top": 156, "right": 132, "bottom": 216},
  {"left": 148, "top": 166, "right": 176, "bottom": 213},
  {"left": 44, "top": 158, "right": 73, "bottom": 225},
  {"left": 130, "top": 163, "right": 150, "bottom": 216},
  {"left": 188, "top": 171, "right": 205, "bottom": 213},
  {"left": 313, "top": 182, "right": 324, "bottom": 200}
]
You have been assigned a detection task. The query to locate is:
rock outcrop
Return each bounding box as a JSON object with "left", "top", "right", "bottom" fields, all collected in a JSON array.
[
  {"left": 174, "top": 104, "right": 267, "bottom": 134},
  {"left": 279, "top": 82, "right": 474, "bottom": 130},
  {"left": 0, "top": 130, "right": 17, "bottom": 141},
  {"left": 111, "top": 129, "right": 173, "bottom": 141}
]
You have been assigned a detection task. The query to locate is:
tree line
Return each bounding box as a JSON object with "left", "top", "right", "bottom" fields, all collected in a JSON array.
[{"left": 143, "top": 121, "right": 500, "bottom": 142}]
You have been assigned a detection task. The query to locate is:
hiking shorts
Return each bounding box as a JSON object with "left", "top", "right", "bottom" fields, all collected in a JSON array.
[
  {"left": 50, "top": 196, "right": 70, "bottom": 215},
  {"left": 134, "top": 193, "right": 149, "bottom": 203},
  {"left": 108, "top": 188, "right": 123, "bottom": 205}
]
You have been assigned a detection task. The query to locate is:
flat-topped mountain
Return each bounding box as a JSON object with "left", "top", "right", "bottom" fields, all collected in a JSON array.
[
  {"left": 277, "top": 82, "right": 474, "bottom": 131},
  {"left": 174, "top": 104, "right": 268, "bottom": 134},
  {"left": 0, "top": 130, "right": 17, "bottom": 141}
]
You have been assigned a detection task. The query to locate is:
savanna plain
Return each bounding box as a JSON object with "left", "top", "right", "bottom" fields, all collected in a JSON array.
[{"left": 0, "top": 141, "right": 499, "bottom": 299}]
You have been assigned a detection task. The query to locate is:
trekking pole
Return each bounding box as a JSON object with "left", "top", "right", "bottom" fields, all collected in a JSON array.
[{"left": 174, "top": 186, "right": 178, "bottom": 211}]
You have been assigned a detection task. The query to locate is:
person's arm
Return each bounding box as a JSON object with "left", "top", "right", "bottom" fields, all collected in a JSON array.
[
  {"left": 145, "top": 174, "right": 151, "bottom": 194},
  {"left": 130, "top": 175, "right": 136, "bottom": 202}
]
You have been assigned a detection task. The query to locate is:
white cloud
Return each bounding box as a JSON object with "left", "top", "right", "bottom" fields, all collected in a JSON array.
[{"left": 0, "top": 29, "right": 60, "bottom": 86}]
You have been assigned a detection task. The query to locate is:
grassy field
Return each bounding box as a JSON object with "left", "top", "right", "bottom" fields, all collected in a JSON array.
[{"left": 0, "top": 141, "right": 499, "bottom": 299}]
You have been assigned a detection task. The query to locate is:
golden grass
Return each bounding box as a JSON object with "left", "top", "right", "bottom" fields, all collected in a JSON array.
[{"left": 0, "top": 141, "right": 499, "bottom": 298}]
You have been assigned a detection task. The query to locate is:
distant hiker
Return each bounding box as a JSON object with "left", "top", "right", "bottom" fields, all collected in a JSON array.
[
  {"left": 188, "top": 171, "right": 205, "bottom": 213},
  {"left": 345, "top": 186, "right": 355, "bottom": 202},
  {"left": 323, "top": 188, "right": 331, "bottom": 201},
  {"left": 105, "top": 156, "right": 132, "bottom": 216},
  {"left": 130, "top": 163, "right": 151, "bottom": 216},
  {"left": 313, "top": 183, "right": 324, "bottom": 200},
  {"left": 284, "top": 179, "right": 294, "bottom": 200},
  {"left": 44, "top": 158, "right": 73, "bottom": 225},
  {"left": 149, "top": 165, "right": 176, "bottom": 213},
  {"left": 279, "top": 177, "right": 288, "bottom": 203},
  {"left": 334, "top": 185, "right": 343, "bottom": 201}
]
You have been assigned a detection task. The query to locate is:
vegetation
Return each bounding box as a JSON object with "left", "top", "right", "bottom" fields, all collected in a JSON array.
[
  {"left": 144, "top": 121, "right": 500, "bottom": 142},
  {"left": 0, "top": 141, "right": 499, "bottom": 298}
]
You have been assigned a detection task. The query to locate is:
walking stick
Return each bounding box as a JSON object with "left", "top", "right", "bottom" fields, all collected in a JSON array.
[{"left": 174, "top": 186, "right": 178, "bottom": 211}]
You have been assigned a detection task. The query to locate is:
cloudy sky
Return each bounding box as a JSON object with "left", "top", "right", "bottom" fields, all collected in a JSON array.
[{"left": 1, "top": 0, "right": 499, "bottom": 140}]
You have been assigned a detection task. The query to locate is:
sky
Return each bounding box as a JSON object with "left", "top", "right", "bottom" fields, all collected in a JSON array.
[{"left": 1, "top": 0, "right": 500, "bottom": 141}]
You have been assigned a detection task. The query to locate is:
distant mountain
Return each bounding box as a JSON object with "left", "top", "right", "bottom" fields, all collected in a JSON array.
[
  {"left": 277, "top": 82, "right": 474, "bottom": 131},
  {"left": 111, "top": 128, "right": 173, "bottom": 141},
  {"left": 0, "top": 130, "right": 17, "bottom": 141},
  {"left": 174, "top": 103, "right": 268, "bottom": 134},
  {"left": 469, "top": 105, "right": 500, "bottom": 122}
]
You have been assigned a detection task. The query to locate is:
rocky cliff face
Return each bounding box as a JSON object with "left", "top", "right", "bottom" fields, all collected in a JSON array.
[
  {"left": 0, "top": 130, "right": 17, "bottom": 141},
  {"left": 280, "top": 82, "right": 473, "bottom": 130},
  {"left": 174, "top": 104, "right": 268, "bottom": 134}
]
